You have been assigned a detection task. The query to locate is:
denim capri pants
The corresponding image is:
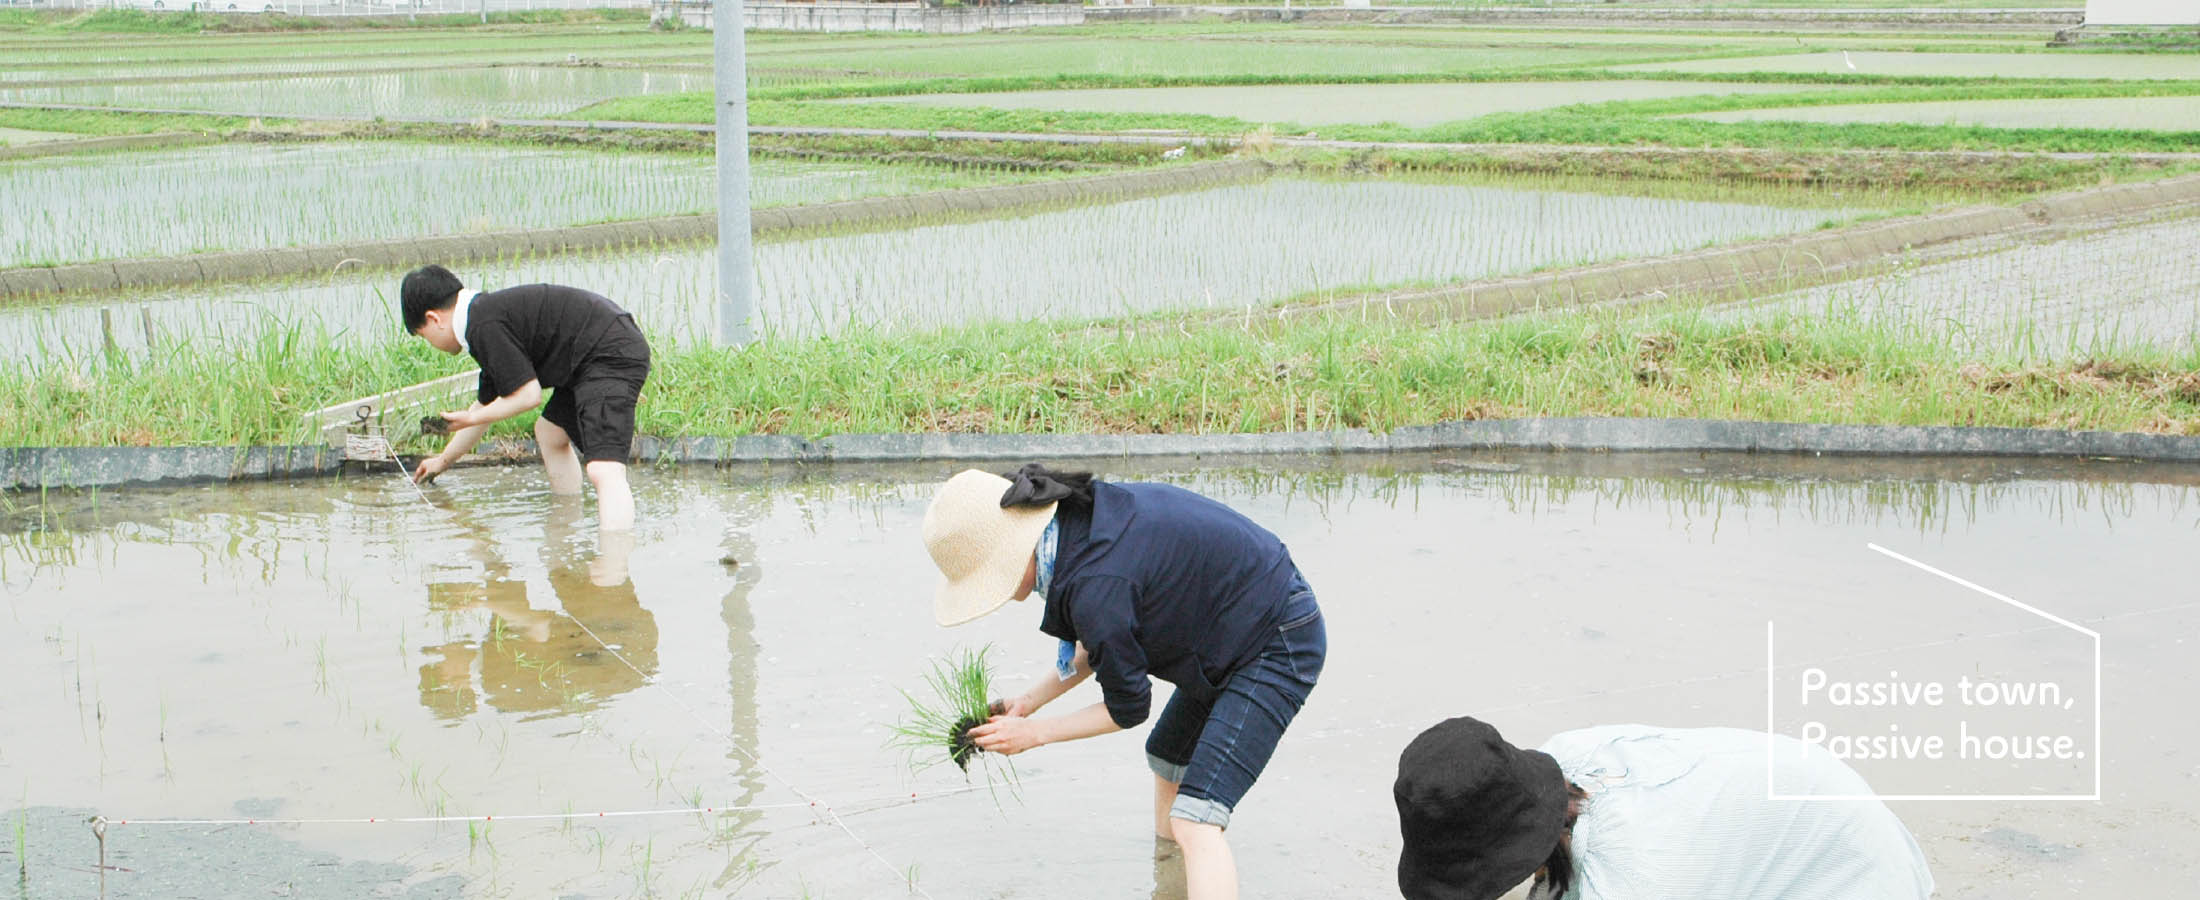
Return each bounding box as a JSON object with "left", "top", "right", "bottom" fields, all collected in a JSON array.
[{"left": 1144, "top": 575, "right": 1326, "bottom": 829}]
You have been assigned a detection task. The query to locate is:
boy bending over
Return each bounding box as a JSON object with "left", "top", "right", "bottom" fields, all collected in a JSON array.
[{"left": 401, "top": 264, "right": 651, "bottom": 532}]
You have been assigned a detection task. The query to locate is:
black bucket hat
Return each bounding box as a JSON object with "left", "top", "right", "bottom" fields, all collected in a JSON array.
[{"left": 1394, "top": 716, "right": 1572, "bottom": 900}]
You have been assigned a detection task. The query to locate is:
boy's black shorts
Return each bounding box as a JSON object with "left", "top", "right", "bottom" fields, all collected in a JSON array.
[{"left": 540, "top": 319, "right": 650, "bottom": 464}]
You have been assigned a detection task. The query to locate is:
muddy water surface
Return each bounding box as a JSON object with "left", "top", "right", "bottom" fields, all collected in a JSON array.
[{"left": 2, "top": 454, "right": 2195, "bottom": 898}]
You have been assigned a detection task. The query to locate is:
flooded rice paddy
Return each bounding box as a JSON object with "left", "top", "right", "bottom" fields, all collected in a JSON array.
[
  {"left": 0, "top": 176, "right": 1865, "bottom": 361},
  {"left": 848, "top": 81, "right": 1848, "bottom": 128},
  {"left": 2, "top": 454, "right": 2195, "bottom": 898},
  {"left": 1616, "top": 50, "right": 2200, "bottom": 81},
  {"left": 0, "top": 66, "right": 712, "bottom": 120},
  {"left": 1686, "top": 95, "right": 2200, "bottom": 132},
  {"left": 0, "top": 142, "right": 1053, "bottom": 268},
  {"left": 1729, "top": 209, "right": 2200, "bottom": 357}
]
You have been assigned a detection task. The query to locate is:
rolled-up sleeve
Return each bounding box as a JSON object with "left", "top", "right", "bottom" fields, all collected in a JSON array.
[{"left": 1067, "top": 575, "right": 1150, "bottom": 728}]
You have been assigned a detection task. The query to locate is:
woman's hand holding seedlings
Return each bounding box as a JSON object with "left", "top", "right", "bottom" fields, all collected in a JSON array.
[
  {"left": 970, "top": 715, "right": 1046, "bottom": 755},
  {"left": 990, "top": 695, "right": 1039, "bottom": 718},
  {"left": 972, "top": 702, "right": 1123, "bottom": 756}
]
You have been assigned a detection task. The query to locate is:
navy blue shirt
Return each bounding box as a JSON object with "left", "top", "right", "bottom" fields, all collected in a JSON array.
[{"left": 1038, "top": 481, "right": 1301, "bottom": 729}]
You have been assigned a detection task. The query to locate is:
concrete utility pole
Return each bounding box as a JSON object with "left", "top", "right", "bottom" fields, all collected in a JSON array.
[{"left": 714, "top": 0, "right": 757, "bottom": 346}]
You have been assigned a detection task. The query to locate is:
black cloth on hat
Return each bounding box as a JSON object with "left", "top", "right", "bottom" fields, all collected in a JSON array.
[
  {"left": 1395, "top": 716, "right": 1573, "bottom": 900},
  {"left": 998, "top": 463, "right": 1095, "bottom": 509}
]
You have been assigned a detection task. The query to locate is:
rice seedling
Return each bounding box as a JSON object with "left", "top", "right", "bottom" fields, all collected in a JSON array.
[
  {"left": 887, "top": 645, "right": 1013, "bottom": 788},
  {"left": 12, "top": 795, "right": 25, "bottom": 883}
]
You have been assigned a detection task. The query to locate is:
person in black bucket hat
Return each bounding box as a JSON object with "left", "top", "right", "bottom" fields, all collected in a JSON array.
[
  {"left": 1395, "top": 716, "right": 1934, "bottom": 900},
  {"left": 1395, "top": 717, "right": 1574, "bottom": 900}
]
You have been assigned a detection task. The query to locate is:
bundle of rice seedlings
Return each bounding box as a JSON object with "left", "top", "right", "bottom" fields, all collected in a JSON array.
[{"left": 889, "top": 645, "right": 1018, "bottom": 793}]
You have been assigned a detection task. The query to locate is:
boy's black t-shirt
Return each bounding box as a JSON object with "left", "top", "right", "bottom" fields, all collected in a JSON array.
[{"left": 463, "top": 284, "right": 641, "bottom": 404}]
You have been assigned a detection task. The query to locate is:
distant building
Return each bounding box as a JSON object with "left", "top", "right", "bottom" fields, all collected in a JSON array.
[{"left": 2085, "top": 0, "right": 2200, "bottom": 25}]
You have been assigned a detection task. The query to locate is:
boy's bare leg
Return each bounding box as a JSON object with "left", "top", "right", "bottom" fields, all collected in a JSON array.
[
  {"left": 1154, "top": 774, "right": 1182, "bottom": 841},
  {"left": 1169, "top": 819, "right": 1237, "bottom": 900},
  {"left": 586, "top": 460, "right": 634, "bottom": 532},
  {"left": 535, "top": 418, "right": 584, "bottom": 495}
]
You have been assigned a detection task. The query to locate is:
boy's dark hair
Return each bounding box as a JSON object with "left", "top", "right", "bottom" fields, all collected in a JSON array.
[{"left": 400, "top": 265, "right": 465, "bottom": 333}]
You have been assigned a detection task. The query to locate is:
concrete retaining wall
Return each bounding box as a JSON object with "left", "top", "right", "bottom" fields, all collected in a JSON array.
[
  {"left": 0, "top": 445, "right": 341, "bottom": 491},
  {"left": 0, "top": 158, "right": 1268, "bottom": 301},
  {"left": 12, "top": 418, "right": 2200, "bottom": 490},
  {"left": 666, "top": 1, "right": 1083, "bottom": 33}
]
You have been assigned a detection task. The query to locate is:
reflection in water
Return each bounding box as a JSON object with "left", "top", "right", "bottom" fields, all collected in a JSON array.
[
  {"left": 709, "top": 520, "right": 774, "bottom": 890},
  {"left": 417, "top": 502, "right": 660, "bottom": 721}
]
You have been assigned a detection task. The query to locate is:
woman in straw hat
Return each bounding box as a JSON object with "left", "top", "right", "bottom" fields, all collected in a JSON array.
[
  {"left": 921, "top": 464, "right": 1327, "bottom": 900},
  {"left": 1392, "top": 716, "right": 1934, "bottom": 900}
]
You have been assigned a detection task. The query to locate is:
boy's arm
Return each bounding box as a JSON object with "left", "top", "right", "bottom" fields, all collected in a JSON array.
[
  {"left": 446, "top": 379, "right": 543, "bottom": 430},
  {"left": 415, "top": 403, "right": 488, "bottom": 482},
  {"left": 413, "top": 380, "right": 545, "bottom": 482}
]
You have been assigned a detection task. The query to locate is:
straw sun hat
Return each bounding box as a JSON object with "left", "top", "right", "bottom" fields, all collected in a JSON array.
[{"left": 923, "top": 469, "right": 1059, "bottom": 626}]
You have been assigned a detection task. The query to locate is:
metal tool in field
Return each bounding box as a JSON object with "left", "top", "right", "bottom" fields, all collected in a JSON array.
[
  {"left": 343, "top": 415, "right": 432, "bottom": 505},
  {"left": 303, "top": 370, "right": 479, "bottom": 502}
]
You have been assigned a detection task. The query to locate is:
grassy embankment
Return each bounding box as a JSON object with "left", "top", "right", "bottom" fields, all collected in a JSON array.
[
  {"left": 5, "top": 304, "right": 2198, "bottom": 449},
  {"left": 570, "top": 76, "right": 2200, "bottom": 157}
]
